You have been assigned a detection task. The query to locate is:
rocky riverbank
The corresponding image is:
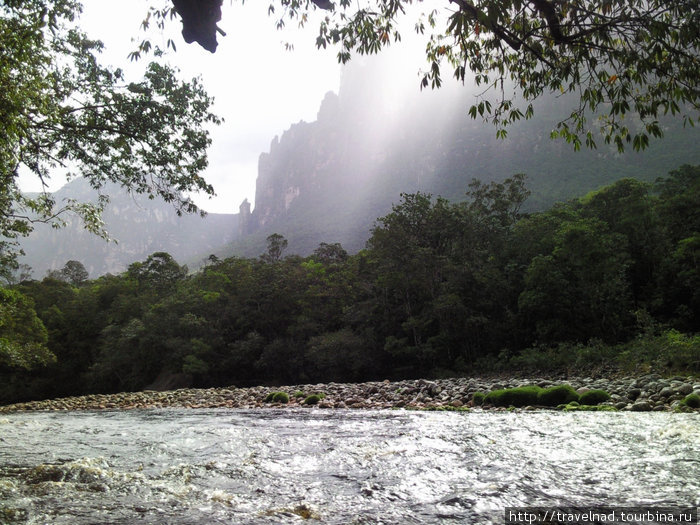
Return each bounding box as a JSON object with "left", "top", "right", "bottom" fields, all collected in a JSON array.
[{"left": 1, "top": 374, "right": 699, "bottom": 413}]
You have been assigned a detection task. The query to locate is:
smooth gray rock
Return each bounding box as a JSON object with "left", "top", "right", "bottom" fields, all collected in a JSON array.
[
  {"left": 659, "top": 386, "right": 675, "bottom": 398},
  {"left": 631, "top": 401, "right": 653, "bottom": 412},
  {"left": 677, "top": 384, "right": 693, "bottom": 395}
]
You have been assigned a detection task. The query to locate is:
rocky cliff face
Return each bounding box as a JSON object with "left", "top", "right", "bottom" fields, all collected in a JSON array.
[
  {"left": 19, "top": 54, "right": 700, "bottom": 273},
  {"left": 237, "top": 54, "right": 700, "bottom": 256},
  {"left": 253, "top": 92, "right": 362, "bottom": 228}
]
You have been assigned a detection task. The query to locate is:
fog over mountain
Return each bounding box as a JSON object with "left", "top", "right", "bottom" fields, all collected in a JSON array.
[
  {"left": 19, "top": 180, "right": 239, "bottom": 278},
  {"left": 18, "top": 48, "right": 700, "bottom": 277},
  {"left": 226, "top": 49, "right": 700, "bottom": 257}
]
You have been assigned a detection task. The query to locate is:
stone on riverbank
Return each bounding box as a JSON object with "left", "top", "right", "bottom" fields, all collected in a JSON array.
[{"left": 0, "top": 374, "right": 697, "bottom": 413}]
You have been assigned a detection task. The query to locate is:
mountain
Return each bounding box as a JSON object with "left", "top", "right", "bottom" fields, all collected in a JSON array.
[
  {"left": 225, "top": 55, "right": 700, "bottom": 257},
  {"left": 17, "top": 53, "right": 700, "bottom": 274},
  {"left": 19, "top": 178, "right": 239, "bottom": 278}
]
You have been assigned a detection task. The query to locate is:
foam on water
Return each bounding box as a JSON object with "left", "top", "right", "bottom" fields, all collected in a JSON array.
[{"left": 0, "top": 409, "right": 698, "bottom": 524}]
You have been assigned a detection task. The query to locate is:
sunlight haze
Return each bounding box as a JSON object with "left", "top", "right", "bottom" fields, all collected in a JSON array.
[{"left": 20, "top": 0, "right": 342, "bottom": 214}]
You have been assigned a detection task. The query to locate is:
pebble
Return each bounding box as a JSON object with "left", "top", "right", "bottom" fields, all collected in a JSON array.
[{"left": 0, "top": 374, "right": 697, "bottom": 413}]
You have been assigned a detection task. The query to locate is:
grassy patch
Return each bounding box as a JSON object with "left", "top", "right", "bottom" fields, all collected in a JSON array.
[
  {"left": 537, "top": 385, "right": 579, "bottom": 406},
  {"left": 264, "top": 392, "right": 289, "bottom": 403},
  {"left": 561, "top": 404, "right": 617, "bottom": 412},
  {"left": 484, "top": 385, "right": 543, "bottom": 407},
  {"left": 302, "top": 393, "right": 326, "bottom": 405},
  {"left": 578, "top": 389, "right": 611, "bottom": 405},
  {"left": 472, "top": 392, "right": 486, "bottom": 406}
]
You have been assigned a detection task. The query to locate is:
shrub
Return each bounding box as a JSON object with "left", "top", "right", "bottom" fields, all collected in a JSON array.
[
  {"left": 617, "top": 330, "right": 700, "bottom": 374},
  {"left": 472, "top": 392, "right": 486, "bottom": 406},
  {"left": 264, "top": 391, "right": 289, "bottom": 403},
  {"left": 294, "top": 391, "right": 305, "bottom": 398},
  {"left": 572, "top": 339, "right": 618, "bottom": 370},
  {"left": 537, "top": 385, "right": 579, "bottom": 406},
  {"left": 508, "top": 346, "right": 572, "bottom": 373},
  {"left": 303, "top": 394, "right": 323, "bottom": 405},
  {"left": 274, "top": 392, "right": 290, "bottom": 403},
  {"left": 578, "top": 389, "right": 611, "bottom": 405},
  {"left": 681, "top": 393, "right": 700, "bottom": 408},
  {"left": 484, "top": 386, "right": 543, "bottom": 407}
]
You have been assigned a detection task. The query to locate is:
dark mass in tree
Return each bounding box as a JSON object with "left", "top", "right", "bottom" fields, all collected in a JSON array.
[
  {"left": 158, "top": 0, "right": 698, "bottom": 153},
  {"left": 171, "top": 0, "right": 224, "bottom": 52}
]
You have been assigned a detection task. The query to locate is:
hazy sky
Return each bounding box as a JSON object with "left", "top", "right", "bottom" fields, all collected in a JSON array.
[{"left": 22, "top": 0, "right": 343, "bottom": 214}]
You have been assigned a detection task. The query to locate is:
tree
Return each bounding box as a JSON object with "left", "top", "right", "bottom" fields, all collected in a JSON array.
[
  {"left": 142, "top": 0, "right": 697, "bottom": 152},
  {"left": 127, "top": 252, "right": 188, "bottom": 293},
  {"left": 315, "top": 0, "right": 699, "bottom": 151},
  {"left": 518, "top": 217, "right": 633, "bottom": 343},
  {"left": 0, "top": 0, "right": 221, "bottom": 273},
  {"left": 313, "top": 242, "right": 348, "bottom": 265},
  {"left": 578, "top": 179, "right": 662, "bottom": 308},
  {"left": 653, "top": 165, "right": 700, "bottom": 329},
  {"left": 0, "top": 287, "right": 54, "bottom": 369},
  {"left": 261, "top": 233, "right": 288, "bottom": 263},
  {"left": 46, "top": 260, "right": 90, "bottom": 286}
]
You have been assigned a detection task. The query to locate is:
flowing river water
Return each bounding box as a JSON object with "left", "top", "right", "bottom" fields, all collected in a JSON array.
[{"left": 0, "top": 409, "right": 698, "bottom": 524}]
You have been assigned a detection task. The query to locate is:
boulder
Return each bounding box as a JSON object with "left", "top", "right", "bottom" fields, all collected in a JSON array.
[
  {"left": 627, "top": 388, "right": 642, "bottom": 400},
  {"left": 677, "top": 384, "right": 693, "bottom": 395}
]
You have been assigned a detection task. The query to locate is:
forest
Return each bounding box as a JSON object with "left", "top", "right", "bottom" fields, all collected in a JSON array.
[{"left": 1, "top": 165, "right": 698, "bottom": 404}]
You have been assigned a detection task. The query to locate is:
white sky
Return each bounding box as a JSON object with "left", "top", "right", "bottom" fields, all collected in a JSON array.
[{"left": 21, "top": 0, "right": 342, "bottom": 214}]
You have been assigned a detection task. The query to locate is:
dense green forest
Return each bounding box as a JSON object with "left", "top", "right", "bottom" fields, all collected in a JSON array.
[{"left": 1, "top": 166, "right": 699, "bottom": 404}]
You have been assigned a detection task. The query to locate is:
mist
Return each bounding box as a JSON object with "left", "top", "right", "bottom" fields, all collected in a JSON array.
[
  {"left": 235, "top": 34, "right": 699, "bottom": 257},
  {"left": 14, "top": 2, "right": 700, "bottom": 272}
]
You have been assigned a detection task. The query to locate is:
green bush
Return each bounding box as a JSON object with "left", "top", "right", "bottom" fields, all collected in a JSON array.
[
  {"left": 537, "top": 385, "right": 579, "bottom": 406},
  {"left": 578, "top": 389, "right": 611, "bottom": 405},
  {"left": 508, "top": 346, "right": 572, "bottom": 373},
  {"left": 484, "top": 386, "right": 543, "bottom": 407},
  {"left": 274, "top": 392, "right": 290, "bottom": 403},
  {"left": 303, "top": 394, "right": 323, "bottom": 405},
  {"left": 681, "top": 393, "right": 700, "bottom": 408},
  {"left": 264, "top": 391, "right": 289, "bottom": 403},
  {"left": 617, "top": 330, "right": 700, "bottom": 374},
  {"left": 294, "top": 391, "right": 306, "bottom": 398},
  {"left": 472, "top": 392, "right": 486, "bottom": 406}
]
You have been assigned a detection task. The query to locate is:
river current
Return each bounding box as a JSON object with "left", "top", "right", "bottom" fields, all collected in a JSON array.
[{"left": 0, "top": 409, "right": 698, "bottom": 524}]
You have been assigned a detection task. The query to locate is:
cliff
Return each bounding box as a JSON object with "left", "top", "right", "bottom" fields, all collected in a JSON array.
[{"left": 230, "top": 55, "right": 700, "bottom": 257}]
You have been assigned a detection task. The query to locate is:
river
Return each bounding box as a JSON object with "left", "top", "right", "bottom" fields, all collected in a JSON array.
[{"left": 1, "top": 409, "right": 698, "bottom": 524}]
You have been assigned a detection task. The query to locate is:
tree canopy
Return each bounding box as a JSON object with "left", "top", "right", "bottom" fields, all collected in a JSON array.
[
  {"left": 311, "top": 0, "right": 699, "bottom": 151},
  {"left": 0, "top": 0, "right": 221, "bottom": 274},
  {"left": 2, "top": 169, "right": 698, "bottom": 402},
  {"left": 1, "top": 0, "right": 222, "bottom": 367},
  {"left": 144, "top": 0, "right": 698, "bottom": 153}
]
